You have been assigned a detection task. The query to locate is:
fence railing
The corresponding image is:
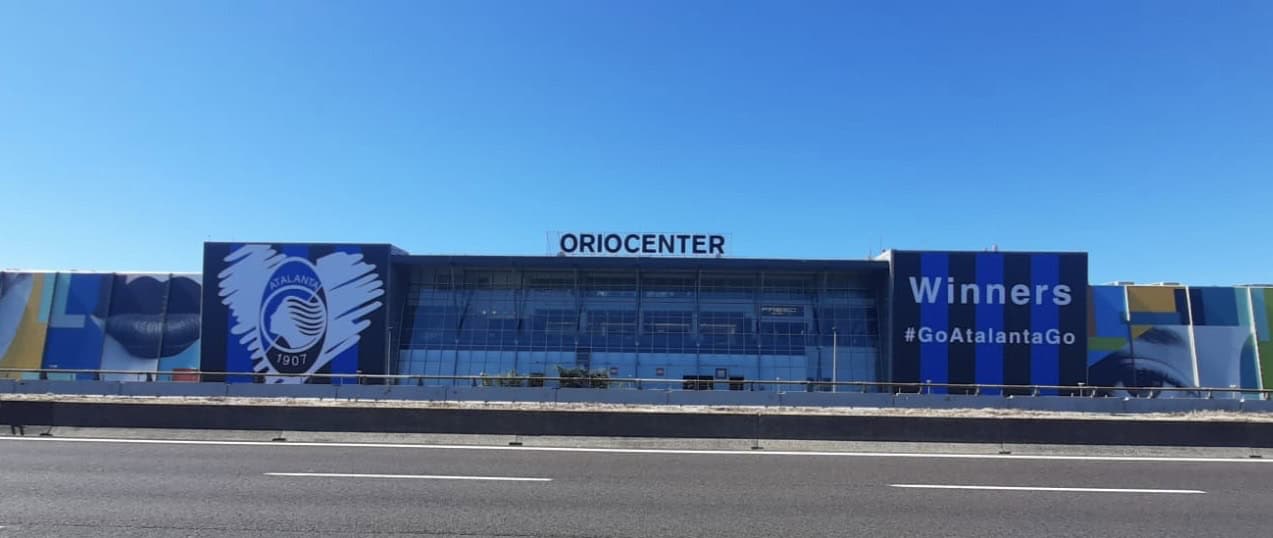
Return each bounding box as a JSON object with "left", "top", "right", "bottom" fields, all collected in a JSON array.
[{"left": 0, "top": 368, "right": 1269, "bottom": 400}]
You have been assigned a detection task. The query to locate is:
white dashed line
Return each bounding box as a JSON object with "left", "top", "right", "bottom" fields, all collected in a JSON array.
[
  {"left": 266, "top": 472, "right": 551, "bottom": 482},
  {"left": 891, "top": 484, "right": 1205, "bottom": 494}
]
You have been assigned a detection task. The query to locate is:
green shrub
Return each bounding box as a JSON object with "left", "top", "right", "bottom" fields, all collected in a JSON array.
[
  {"left": 556, "top": 366, "right": 610, "bottom": 389},
  {"left": 480, "top": 370, "right": 527, "bottom": 388}
]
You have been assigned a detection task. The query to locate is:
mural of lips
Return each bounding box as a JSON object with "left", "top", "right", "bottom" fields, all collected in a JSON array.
[
  {"left": 97, "top": 275, "right": 201, "bottom": 358},
  {"left": 97, "top": 274, "right": 202, "bottom": 379}
]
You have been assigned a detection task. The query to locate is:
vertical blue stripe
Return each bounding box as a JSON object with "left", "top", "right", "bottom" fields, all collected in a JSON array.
[
  {"left": 329, "top": 245, "right": 361, "bottom": 382},
  {"left": 920, "top": 253, "right": 948, "bottom": 393},
  {"left": 42, "top": 273, "right": 108, "bottom": 378},
  {"left": 1031, "top": 255, "right": 1060, "bottom": 394},
  {"left": 1092, "top": 286, "right": 1129, "bottom": 337},
  {"left": 976, "top": 253, "right": 1004, "bottom": 395}
]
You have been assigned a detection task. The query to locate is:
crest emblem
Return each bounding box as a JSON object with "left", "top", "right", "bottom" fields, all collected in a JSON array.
[{"left": 218, "top": 245, "right": 384, "bottom": 382}]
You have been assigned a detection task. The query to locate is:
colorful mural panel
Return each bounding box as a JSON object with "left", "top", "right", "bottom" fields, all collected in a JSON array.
[
  {"left": 40, "top": 272, "right": 111, "bottom": 379},
  {"left": 1252, "top": 287, "right": 1273, "bottom": 390},
  {"left": 158, "top": 275, "right": 202, "bottom": 380},
  {"left": 0, "top": 272, "right": 53, "bottom": 379},
  {"left": 1189, "top": 287, "right": 1259, "bottom": 393},
  {"left": 0, "top": 272, "right": 206, "bottom": 381},
  {"left": 1086, "top": 285, "right": 1131, "bottom": 391},
  {"left": 1120, "top": 285, "right": 1199, "bottom": 396}
]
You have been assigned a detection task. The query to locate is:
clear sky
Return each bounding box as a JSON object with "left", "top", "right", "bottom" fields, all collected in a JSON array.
[{"left": 1, "top": 1, "right": 1269, "bottom": 284}]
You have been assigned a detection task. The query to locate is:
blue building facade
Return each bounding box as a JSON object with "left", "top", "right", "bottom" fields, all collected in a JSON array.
[
  {"left": 3, "top": 240, "right": 1270, "bottom": 394},
  {"left": 393, "top": 256, "right": 887, "bottom": 386}
]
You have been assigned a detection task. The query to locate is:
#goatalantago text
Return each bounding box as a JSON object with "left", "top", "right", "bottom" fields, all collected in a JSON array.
[
  {"left": 904, "top": 276, "right": 1079, "bottom": 346},
  {"left": 907, "top": 326, "right": 1078, "bottom": 345}
]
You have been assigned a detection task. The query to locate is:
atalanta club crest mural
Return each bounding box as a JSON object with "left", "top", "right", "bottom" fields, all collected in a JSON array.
[{"left": 201, "top": 243, "right": 393, "bottom": 383}]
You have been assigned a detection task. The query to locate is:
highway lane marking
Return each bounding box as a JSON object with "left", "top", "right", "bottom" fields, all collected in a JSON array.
[
  {"left": 891, "top": 484, "right": 1205, "bottom": 494},
  {"left": 1, "top": 436, "right": 1269, "bottom": 464},
  {"left": 265, "top": 472, "right": 551, "bottom": 482}
]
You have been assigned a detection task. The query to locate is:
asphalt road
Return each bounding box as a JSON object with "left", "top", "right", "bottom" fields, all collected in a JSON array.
[{"left": 0, "top": 436, "right": 1270, "bottom": 537}]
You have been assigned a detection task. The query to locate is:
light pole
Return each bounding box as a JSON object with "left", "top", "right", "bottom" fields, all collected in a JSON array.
[{"left": 831, "top": 326, "right": 838, "bottom": 393}]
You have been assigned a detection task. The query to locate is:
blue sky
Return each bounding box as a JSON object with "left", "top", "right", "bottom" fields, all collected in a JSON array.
[{"left": 1, "top": 0, "right": 1270, "bottom": 284}]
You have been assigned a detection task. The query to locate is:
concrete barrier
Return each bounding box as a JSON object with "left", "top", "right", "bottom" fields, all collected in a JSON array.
[
  {"left": 120, "top": 383, "right": 230, "bottom": 398},
  {"left": 383, "top": 385, "right": 449, "bottom": 401},
  {"left": 555, "top": 388, "right": 670, "bottom": 405},
  {"left": 777, "top": 392, "right": 894, "bottom": 408},
  {"left": 10, "top": 380, "right": 53, "bottom": 394},
  {"left": 893, "top": 394, "right": 1010, "bottom": 410},
  {"left": 5, "top": 377, "right": 1269, "bottom": 415},
  {"left": 334, "top": 384, "right": 450, "bottom": 401},
  {"left": 1121, "top": 398, "right": 1243, "bottom": 414},
  {"left": 225, "top": 384, "right": 338, "bottom": 399},
  {"left": 1241, "top": 399, "right": 1273, "bottom": 412},
  {"left": 2, "top": 400, "right": 1271, "bottom": 447},
  {"left": 10, "top": 380, "right": 120, "bottom": 396},
  {"left": 446, "top": 386, "right": 557, "bottom": 403},
  {"left": 336, "top": 385, "right": 393, "bottom": 400},
  {"left": 666, "top": 390, "right": 779, "bottom": 407},
  {"left": 1007, "top": 396, "right": 1125, "bottom": 413}
]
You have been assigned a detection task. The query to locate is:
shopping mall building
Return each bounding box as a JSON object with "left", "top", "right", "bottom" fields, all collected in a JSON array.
[{"left": 2, "top": 235, "right": 1271, "bottom": 394}]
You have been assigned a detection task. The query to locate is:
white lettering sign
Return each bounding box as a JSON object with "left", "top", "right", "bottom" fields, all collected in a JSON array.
[{"left": 551, "top": 232, "right": 727, "bottom": 257}]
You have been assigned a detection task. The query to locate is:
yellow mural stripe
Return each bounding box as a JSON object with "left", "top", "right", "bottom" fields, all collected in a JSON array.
[
  {"left": 0, "top": 274, "right": 51, "bottom": 378},
  {"left": 1127, "top": 286, "right": 1178, "bottom": 314}
]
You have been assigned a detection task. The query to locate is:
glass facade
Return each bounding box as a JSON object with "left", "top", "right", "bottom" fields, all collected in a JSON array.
[{"left": 395, "top": 262, "right": 885, "bottom": 388}]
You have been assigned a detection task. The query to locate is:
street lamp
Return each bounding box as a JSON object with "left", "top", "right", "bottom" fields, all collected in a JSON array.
[{"left": 831, "top": 326, "right": 838, "bottom": 393}]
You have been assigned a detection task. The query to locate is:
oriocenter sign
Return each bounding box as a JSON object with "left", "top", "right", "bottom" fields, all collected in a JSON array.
[{"left": 552, "top": 232, "right": 727, "bottom": 257}]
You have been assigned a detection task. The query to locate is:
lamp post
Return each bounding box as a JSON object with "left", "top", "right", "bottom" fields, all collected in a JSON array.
[{"left": 831, "top": 326, "right": 838, "bottom": 393}]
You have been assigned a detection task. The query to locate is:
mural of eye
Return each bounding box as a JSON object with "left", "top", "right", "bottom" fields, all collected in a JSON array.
[
  {"left": 1085, "top": 285, "right": 1266, "bottom": 398},
  {"left": 1087, "top": 328, "right": 1198, "bottom": 398}
]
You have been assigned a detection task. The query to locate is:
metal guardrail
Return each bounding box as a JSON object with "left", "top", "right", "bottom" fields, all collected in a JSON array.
[{"left": 0, "top": 368, "right": 1268, "bottom": 400}]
